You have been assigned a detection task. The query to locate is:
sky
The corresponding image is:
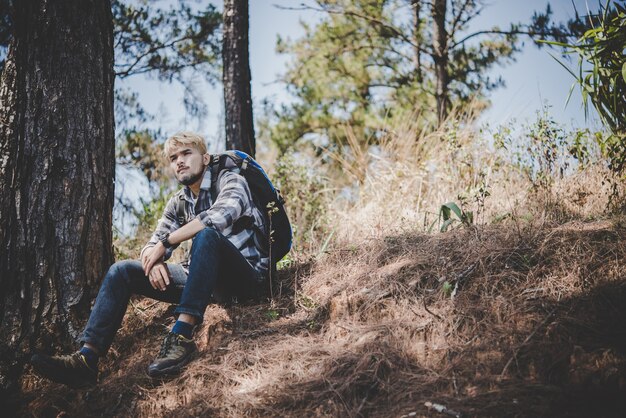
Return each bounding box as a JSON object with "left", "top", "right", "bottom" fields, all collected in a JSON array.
[
  {"left": 120, "top": 0, "right": 604, "bottom": 152},
  {"left": 467, "top": 0, "right": 602, "bottom": 130}
]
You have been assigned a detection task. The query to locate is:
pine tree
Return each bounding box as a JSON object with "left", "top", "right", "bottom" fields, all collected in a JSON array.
[
  {"left": 264, "top": 0, "right": 587, "bottom": 151},
  {"left": 223, "top": 0, "right": 255, "bottom": 156},
  {"left": 0, "top": 0, "right": 115, "bottom": 395}
]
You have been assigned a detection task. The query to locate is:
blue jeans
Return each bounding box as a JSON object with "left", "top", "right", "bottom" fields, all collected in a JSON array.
[{"left": 81, "top": 228, "right": 261, "bottom": 354}]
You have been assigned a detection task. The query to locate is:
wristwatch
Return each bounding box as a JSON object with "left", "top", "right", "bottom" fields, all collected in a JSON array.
[{"left": 160, "top": 233, "right": 173, "bottom": 249}]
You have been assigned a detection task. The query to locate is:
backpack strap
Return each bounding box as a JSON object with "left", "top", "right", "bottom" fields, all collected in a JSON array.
[
  {"left": 175, "top": 195, "right": 186, "bottom": 226},
  {"left": 208, "top": 154, "right": 253, "bottom": 234},
  {"left": 209, "top": 157, "right": 220, "bottom": 204}
]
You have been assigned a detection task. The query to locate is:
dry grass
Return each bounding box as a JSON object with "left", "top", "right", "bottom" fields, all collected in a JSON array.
[
  {"left": 328, "top": 111, "right": 617, "bottom": 246},
  {"left": 19, "top": 219, "right": 626, "bottom": 417},
  {"left": 15, "top": 113, "right": 626, "bottom": 417}
]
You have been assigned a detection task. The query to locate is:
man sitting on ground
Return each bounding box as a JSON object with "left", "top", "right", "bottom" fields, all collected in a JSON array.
[{"left": 31, "top": 131, "right": 268, "bottom": 387}]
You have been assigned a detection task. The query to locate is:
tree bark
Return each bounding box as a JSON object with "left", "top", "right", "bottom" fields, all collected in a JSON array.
[
  {"left": 222, "top": 0, "right": 255, "bottom": 157},
  {"left": 412, "top": 0, "right": 422, "bottom": 83},
  {"left": 432, "top": 0, "right": 449, "bottom": 124},
  {"left": 0, "top": 0, "right": 115, "bottom": 396}
]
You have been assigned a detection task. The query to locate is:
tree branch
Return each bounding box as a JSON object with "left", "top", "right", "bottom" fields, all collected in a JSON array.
[
  {"left": 449, "top": 0, "right": 472, "bottom": 38},
  {"left": 114, "top": 34, "right": 206, "bottom": 78},
  {"left": 276, "top": 2, "right": 420, "bottom": 49},
  {"left": 450, "top": 29, "right": 577, "bottom": 49}
]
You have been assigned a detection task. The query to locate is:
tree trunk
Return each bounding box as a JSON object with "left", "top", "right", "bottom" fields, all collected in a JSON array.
[
  {"left": 0, "top": 0, "right": 115, "bottom": 396},
  {"left": 432, "top": 0, "right": 449, "bottom": 124},
  {"left": 412, "top": 0, "right": 422, "bottom": 83},
  {"left": 222, "top": 0, "right": 255, "bottom": 157}
]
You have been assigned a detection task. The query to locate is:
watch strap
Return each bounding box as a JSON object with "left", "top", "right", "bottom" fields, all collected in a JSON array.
[{"left": 160, "top": 233, "right": 172, "bottom": 249}]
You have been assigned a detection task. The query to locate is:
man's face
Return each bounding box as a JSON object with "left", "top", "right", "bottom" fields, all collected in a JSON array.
[{"left": 167, "top": 145, "right": 209, "bottom": 186}]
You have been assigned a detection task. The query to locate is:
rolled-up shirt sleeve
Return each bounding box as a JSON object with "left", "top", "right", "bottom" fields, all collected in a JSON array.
[
  {"left": 196, "top": 170, "right": 251, "bottom": 232},
  {"left": 140, "top": 195, "right": 180, "bottom": 261}
]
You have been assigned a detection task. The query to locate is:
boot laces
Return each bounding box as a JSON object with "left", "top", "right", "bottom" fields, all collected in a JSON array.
[
  {"left": 158, "top": 332, "right": 177, "bottom": 358},
  {"left": 55, "top": 352, "right": 83, "bottom": 368}
]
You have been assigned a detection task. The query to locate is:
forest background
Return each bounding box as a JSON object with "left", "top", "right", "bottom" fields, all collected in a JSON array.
[{"left": 113, "top": 0, "right": 604, "bottom": 236}]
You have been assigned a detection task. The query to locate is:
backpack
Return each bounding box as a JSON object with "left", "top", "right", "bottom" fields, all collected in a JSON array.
[{"left": 176, "top": 150, "right": 293, "bottom": 273}]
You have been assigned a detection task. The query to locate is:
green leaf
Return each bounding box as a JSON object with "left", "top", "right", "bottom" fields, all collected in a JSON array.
[
  {"left": 440, "top": 218, "right": 455, "bottom": 232},
  {"left": 548, "top": 52, "right": 577, "bottom": 79},
  {"left": 443, "top": 202, "right": 464, "bottom": 220},
  {"left": 428, "top": 216, "right": 439, "bottom": 234},
  {"left": 564, "top": 81, "right": 577, "bottom": 108},
  {"left": 622, "top": 61, "right": 626, "bottom": 83},
  {"left": 540, "top": 40, "right": 571, "bottom": 48},
  {"left": 440, "top": 205, "right": 451, "bottom": 221}
]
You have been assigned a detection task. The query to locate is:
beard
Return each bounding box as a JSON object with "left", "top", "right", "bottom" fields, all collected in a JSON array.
[{"left": 178, "top": 169, "right": 204, "bottom": 186}]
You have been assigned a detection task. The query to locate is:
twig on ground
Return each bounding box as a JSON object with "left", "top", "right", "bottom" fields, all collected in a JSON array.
[
  {"left": 423, "top": 297, "right": 442, "bottom": 320},
  {"left": 130, "top": 300, "right": 159, "bottom": 317},
  {"left": 424, "top": 401, "right": 463, "bottom": 418},
  {"left": 451, "top": 261, "right": 478, "bottom": 299}
]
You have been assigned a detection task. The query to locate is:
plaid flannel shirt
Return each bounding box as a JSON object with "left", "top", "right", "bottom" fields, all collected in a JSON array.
[{"left": 141, "top": 167, "right": 269, "bottom": 277}]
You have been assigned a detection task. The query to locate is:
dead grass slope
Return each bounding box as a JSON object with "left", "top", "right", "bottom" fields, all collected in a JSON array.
[{"left": 20, "top": 219, "right": 626, "bottom": 417}]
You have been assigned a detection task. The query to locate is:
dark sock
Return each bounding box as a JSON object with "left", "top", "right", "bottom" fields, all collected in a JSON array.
[
  {"left": 172, "top": 320, "right": 194, "bottom": 339},
  {"left": 79, "top": 346, "right": 99, "bottom": 370}
]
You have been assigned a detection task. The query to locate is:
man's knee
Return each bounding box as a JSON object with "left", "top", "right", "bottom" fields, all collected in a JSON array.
[
  {"left": 105, "top": 260, "right": 142, "bottom": 285},
  {"left": 196, "top": 227, "right": 220, "bottom": 240}
]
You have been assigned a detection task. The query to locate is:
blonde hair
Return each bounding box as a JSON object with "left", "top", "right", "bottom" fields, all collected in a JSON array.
[{"left": 163, "top": 131, "right": 208, "bottom": 157}]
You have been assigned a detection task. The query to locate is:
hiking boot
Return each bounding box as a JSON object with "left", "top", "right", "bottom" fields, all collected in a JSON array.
[
  {"left": 147, "top": 332, "right": 197, "bottom": 378},
  {"left": 30, "top": 352, "right": 97, "bottom": 388}
]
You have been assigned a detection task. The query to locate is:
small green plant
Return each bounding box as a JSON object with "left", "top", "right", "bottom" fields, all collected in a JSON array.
[
  {"left": 297, "top": 295, "right": 318, "bottom": 310},
  {"left": 435, "top": 202, "right": 474, "bottom": 232},
  {"left": 456, "top": 171, "right": 491, "bottom": 224},
  {"left": 266, "top": 309, "right": 280, "bottom": 321},
  {"left": 442, "top": 281, "right": 453, "bottom": 297},
  {"left": 276, "top": 254, "right": 293, "bottom": 270}
]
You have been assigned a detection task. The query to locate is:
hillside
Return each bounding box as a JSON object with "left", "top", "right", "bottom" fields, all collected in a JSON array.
[{"left": 19, "top": 218, "right": 626, "bottom": 417}]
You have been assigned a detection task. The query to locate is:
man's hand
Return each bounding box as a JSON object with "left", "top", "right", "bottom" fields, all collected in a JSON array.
[
  {"left": 148, "top": 262, "right": 170, "bottom": 291},
  {"left": 142, "top": 241, "right": 166, "bottom": 276},
  {"left": 141, "top": 246, "right": 154, "bottom": 269}
]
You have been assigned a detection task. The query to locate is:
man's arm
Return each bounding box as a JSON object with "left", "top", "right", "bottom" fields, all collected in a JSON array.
[
  {"left": 143, "top": 171, "right": 254, "bottom": 274},
  {"left": 140, "top": 195, "right": 180, "bottom": 261},
  {"left": 142, "top": 218, "right": 205, "bottom": 275},
  {"left": 140, "top": 195, "right": 181, "bottom": 280}
]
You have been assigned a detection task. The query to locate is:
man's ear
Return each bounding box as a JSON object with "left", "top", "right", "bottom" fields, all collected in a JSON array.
[{"left": 203, "top": 153, "right": 211, "bottom": 166}]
